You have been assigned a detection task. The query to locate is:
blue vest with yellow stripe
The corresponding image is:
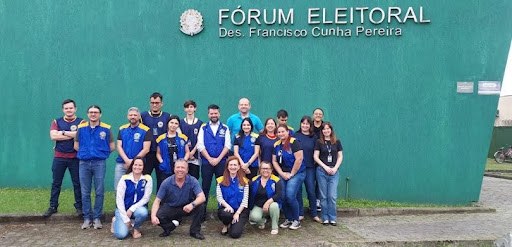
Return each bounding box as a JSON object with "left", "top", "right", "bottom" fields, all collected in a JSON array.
[
  {"left": 200, "top": 122, "right": 228, "bottom": 164},
  {"left": 77, "top": 122, "right": 112, "bottom": 160},
  {"left": 116, "top": 123, "right": 150, "bottom": 163},
  {"left": 235, "top": 132, "right": 259, "bottom": 168},
  {"left": 156, "top": 133, "right": 188, "bottom": 175},
  {"left": 121, "top": 174, "right": 151, "bottom": 210},
  {"left": 249, "top": 174, "right": 282, "bottom": 209},
  {"left": 216, "top": 176, "right": 248, "bottom": 211},
  {"left": 274, "top": 137, "right": 305, "bottom": 173}
]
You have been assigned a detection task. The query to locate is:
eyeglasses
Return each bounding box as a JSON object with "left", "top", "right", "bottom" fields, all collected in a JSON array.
[{"left": 88, "top": 111, "right": 100, "bottom": 114}]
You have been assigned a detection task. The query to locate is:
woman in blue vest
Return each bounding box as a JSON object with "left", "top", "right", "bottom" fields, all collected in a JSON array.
[
  {"left": 216, "top": 156, "right": 249, "bottom": 239},
  {"left": 249, "top": 161, "right": 282, "bottom": 235},
  {"left": 112, "top": 157, "right": 152, "bottom": 239},
  {"left": 294, "top": 116, "right": 321, "bottom": 223},
  {"left": 256, "top": 118, "right": 278, "bottom": 164},
  {"left": 156, "top": 115, "right": 190, "bottom": 187},
  {"left": 272, "top": 124, "right": 306, "bottom": 230},
  {"left": 233, "top": 118, "right": 260, "bottom": 180},
  {"left": 313, "top": 122, "right": 343, "bottom": 226}
]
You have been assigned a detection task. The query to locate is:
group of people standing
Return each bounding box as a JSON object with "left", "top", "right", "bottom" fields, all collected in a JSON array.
[{"left": 44, "top": 93, "right": 343, "bottom": 240}]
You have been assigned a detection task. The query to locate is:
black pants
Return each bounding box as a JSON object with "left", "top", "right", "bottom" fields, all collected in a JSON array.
[
  {"left": 217, "top": 207, "right": 249, "bottom": 239},
  {"left": 156, "top": 203, "right": 205, "bottom": 235},
  {"left": 143, "top": 151, "right": 167, "bottom": 192},
  {"left": 188, "top": 163, "right": 200, "bottom": 180},
  {"left": 201, "top": 161, "right": 225, "bottom": 212}
]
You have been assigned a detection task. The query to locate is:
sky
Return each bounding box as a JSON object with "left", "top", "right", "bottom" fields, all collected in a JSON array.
[{"left": 501, "top": 41, "right": 512, "bottom": 96}]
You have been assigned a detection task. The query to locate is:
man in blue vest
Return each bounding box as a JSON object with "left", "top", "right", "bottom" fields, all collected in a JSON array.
[
  {"left": 141, "top": 92, "right": 171, "bottom": 191},
  {"left": 43, "top": 99, "right": 84, "bottom": 218},
  {"left": 74, "top": 105, "right": 115, "bottom": 230},
  {"left": 196, "top": 104, "right": 231, "bottom": 219},
  {"left": 114, "top": 107, "right": 151, "bottom": 195}
]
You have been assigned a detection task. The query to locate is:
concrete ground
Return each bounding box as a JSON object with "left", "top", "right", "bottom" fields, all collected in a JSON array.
[{"left": 0, "top": 176, "right": 511, "bottom": 246}]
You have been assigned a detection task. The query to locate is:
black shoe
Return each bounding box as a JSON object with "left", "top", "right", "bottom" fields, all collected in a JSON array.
[
  {"left": 75, "top": 209, "right": 83, "bottom": 217},
  {"left": 159, "top": 230, "right": 171, "bottom": 237},
  {"left": 190, "top": 232, "right": 205, "bottom": 240},
  {"left": 43, "top": 207, "right": 57, "bottom": 217}
]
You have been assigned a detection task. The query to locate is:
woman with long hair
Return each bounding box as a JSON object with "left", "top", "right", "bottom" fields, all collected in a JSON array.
[
  {"left": 294, "top": 116, "right": 321, "bottom": 223},
  {"left": 272, "top": 124, "right": 306, "bottom": 230},
  {"left": 256, "top": 118, "right": 278, "bottom": 164},
  {"left": 313, "top": 122, "right": 343, "bottom": 226},
  {"left": 216, "top": 156, "right": 250, "bottom": 238},
  {"left": 112, "top": 157, "right": 152, "bottom": 239},
  {"left": 233, "top": 118, "right": 260, "bottom": 180}
]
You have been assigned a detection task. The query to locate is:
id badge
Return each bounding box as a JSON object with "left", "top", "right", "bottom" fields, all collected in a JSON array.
[
  {"left": 173, "top": 152, "right": 177, "bottom": 161},
  {"left": 153, "top": 128, "right": 158, "bottom": 136},
  {"left": 327, "top": 154, "right": 332, "bottom": 163}
]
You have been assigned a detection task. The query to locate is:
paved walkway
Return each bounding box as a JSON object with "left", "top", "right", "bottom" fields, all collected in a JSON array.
[{"left": 0, "top": 177, "right": 510, "bottom": 246}]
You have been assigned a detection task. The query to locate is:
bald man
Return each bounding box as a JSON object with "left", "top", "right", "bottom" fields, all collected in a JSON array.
[{"left": 226, "top": 98, "right": 264, "bottom": 143}]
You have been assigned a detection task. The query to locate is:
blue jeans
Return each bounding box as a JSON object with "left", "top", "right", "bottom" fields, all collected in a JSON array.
[
  {"left": 304, "top": 167, "right": 318, "bottom": 217},
  {"left": 316, "top": 167, "right": 339, "bottom": 222},
  {"left": 79, "top": 159, "right": 106, "bottom": 220},
  {"left": 280, "top": 171, "right": 305, "bottom": 221},
  {"left": 113, "top": 207, "right": 148, "bottom": 239},
  {"left": 114, "top": 162, "right": 127, "bottom": 194},
  {"left": 49, "top": 158, "right": 81, "bottom": 210}
]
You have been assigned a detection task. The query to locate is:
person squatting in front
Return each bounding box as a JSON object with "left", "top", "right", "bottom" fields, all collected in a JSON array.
[
  {"left": 249, "top": 161, "right": 282, "bottom": 235},
  {"left": 151, "top": 159, "right": 206, "bottom": 240},
  {"left": 216, "top": 156, "right": 250, "bottom": 238},
  {"left": 112, "top": 157, "right": 152, "bottom": 239}
]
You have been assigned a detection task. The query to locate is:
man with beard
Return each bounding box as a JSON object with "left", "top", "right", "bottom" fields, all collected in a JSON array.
[
  {"left": 114, "top": 107, "right": 151, "bottom": 195},
  {"left": 141, "top": 92, "right": 171, "bottom": 191},
  {"left": 196, "top": 104, "right": 231, "bottom": 218},
  {"left": 227, "top": 98, "right": 263, "bottom": 143}
]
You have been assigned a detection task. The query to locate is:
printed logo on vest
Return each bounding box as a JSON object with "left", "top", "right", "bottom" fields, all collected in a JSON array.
[
  {"left": 99, "top": 131, "right": 107, "bottom": 140},
  {"left": 134, "top": 133, "right": 141, "bottom": 142}
]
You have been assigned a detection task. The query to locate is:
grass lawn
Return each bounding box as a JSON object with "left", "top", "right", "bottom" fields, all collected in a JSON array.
[
  {"left": 0, "top": 188, "right": 461, "bottom": 215},
  {"left": 485, "top": 158, "right": 512, "bottom": 171}
]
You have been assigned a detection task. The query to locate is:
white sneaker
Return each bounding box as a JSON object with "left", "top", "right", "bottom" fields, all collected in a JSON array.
[
  {"left": 93, "top": 219, "right": 103, "bottom": 229},
  {"left": 172, "top": 220, "right": 180, "bottom": 227},
  {"left": 81, "top": 219, "right": 92, "bottom": 229},
  {"left": 279, "top": 219, "right": 292, "bottom": 228},
  {"left": 110, "top": 217, "right": 115, "bottom": 233},
  {"left": 289, "top": 220, "right": 301, "bottom": 230}
]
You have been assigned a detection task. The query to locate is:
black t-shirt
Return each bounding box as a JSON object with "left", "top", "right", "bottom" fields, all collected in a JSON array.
[
  {"left": 254, "top": 183, "right": 268, "bottom": 208},
  {"left": 314, "top": 139, "right": 342, "bottom": 167}
]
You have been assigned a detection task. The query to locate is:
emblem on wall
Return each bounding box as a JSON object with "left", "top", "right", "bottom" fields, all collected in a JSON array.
[{"left": 180, "top": 9, "right": 204, "bottom": 36}]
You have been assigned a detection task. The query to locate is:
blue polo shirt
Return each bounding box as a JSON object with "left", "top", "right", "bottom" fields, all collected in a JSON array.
[
  {"left": 226, "top": 113, "right": 264, "bottom": 142},
  {"left": 116, "top": 123, "right": 151, "bottom": 163},
  {"left": 234, "top": 132, "right": 259, "bottom": 168},
  {"left": 76, "top": 121, "right": 112, "bottom": 160},
  {"left": 157, "top": 175, "right": 203, "bottom": 207},
  {"left": 294, "top": 132, "right": 317, "bottom": 168}
]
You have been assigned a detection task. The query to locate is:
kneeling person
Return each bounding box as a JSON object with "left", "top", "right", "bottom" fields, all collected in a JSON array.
[
  {"left": 151, "top": 159, "right": 206, "bottom": 240},
  {"left": 113, "top": 157, "right": 152, "bottom": 239}
]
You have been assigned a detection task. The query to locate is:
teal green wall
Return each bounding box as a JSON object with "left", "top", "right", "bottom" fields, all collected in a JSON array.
[{"left": 0, "top": 0, "right": 510, "bottom": 204}]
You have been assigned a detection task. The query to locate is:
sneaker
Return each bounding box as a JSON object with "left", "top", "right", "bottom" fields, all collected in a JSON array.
[
  {"left": 110, "top": 217, "right": 115, "bottom": 233},
  {"left": 316, "top": 200, "right": 321, "bottom": 212},
  {"left": 289, "top": 220, "right": 301, "bottom": 230},
  {"left": 279, "top": 219, "right": 292, "bottom": 228},
  {"left": 271, "top": 229, "right": 278, "bottom": 235},
  {"left": 299, "top": 215, "right": 304, "bottom": 221},
  {"left": 258, "top": 218, "right": 267, "bottom": 229},
  {"left": 81, "top": 219, "right": 92, "bottom": 229},
  {"left": 43, "top": 207, "right": 57, "bottom": 217},
  {"left": 322, "top": 220, "right": 329, "bottom": 226},
  {"left": 172, "top": 220, "right": 180, "bottom": 227},
  {"left": 329, "top": 221, "right": 337, "bottom": 226},
  {"left": 249, "top": 220, "right": 257, "bottom": 225},
  {"left": 93, "top": 219, "right": 103, "bottom": 229}
]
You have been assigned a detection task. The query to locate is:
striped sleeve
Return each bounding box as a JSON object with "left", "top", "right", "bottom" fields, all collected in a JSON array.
[
  {"left": 216, "top": 184, "right": 225, "bottom": 206},
  {"left": 240, "top": 184, "right": 249, "bottom": 209}
]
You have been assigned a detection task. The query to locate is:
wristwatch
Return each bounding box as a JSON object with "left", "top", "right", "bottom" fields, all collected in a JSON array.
[
  {"left": 61, "top": 130, "right": 66, "bottom": 136},
  {"left": 191, "top": 201, "right": 196, "bottom": 208}
]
